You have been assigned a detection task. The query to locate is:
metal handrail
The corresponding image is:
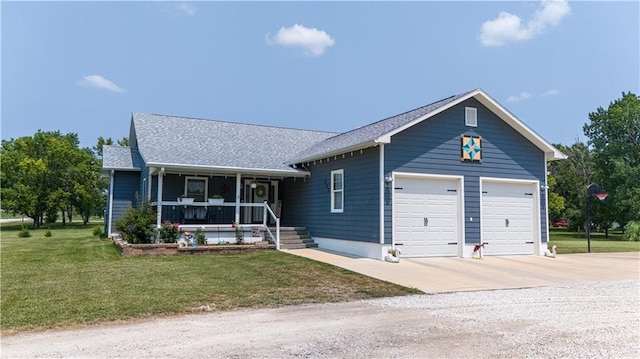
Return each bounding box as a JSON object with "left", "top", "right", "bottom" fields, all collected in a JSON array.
[{"left": 262, "top": 201, "right": 280, "bottom": 250}]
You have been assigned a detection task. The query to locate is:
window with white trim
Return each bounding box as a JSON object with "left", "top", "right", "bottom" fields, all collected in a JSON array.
[
  {"left": 465, "top": 107, "right": 477, "bottom": 127},
  {"left": 331, "top": 169, "right": 344, "bottom": 213},
  {"left": 185, "top": 177, "right": 208, "bottom": 202}
]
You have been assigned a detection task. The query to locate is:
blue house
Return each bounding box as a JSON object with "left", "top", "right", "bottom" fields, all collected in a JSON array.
[{"left": 102, "top": 89, "right": 565, "bottom": 259}]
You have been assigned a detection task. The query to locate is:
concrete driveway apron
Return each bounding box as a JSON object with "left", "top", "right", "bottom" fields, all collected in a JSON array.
[{"left": 284, "top": 249, "right": 640, "bottom": 293}]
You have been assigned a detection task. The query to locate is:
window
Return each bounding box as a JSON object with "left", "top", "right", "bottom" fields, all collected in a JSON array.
[
  {"left": 331, "top": 169, "right": 344, "bottom": 213},
  {"left": 465, "top": 107, "right": 477, "bottom": 127},
  {"left": 185, "top": 177, "right": 208, "bottom": 202}
]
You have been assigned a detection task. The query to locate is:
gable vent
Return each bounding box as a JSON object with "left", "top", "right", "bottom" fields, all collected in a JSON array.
[{"left": 465, "top": 107, "right": 477, "bottom": 127}]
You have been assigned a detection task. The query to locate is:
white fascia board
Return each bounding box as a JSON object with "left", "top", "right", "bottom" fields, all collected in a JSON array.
[
  {"left": 375, "top": 88, "right": 566, "bottom": 161},
  {"left": 286, "top": 140, "right": 379, "bottom": 165},
  {"left": 101, "top": 167, "right": 141, "bottom": 172},
  {"left": 375, "top": 90, "right": 480, "bottom": 143},
  {"left": 473, "top": 93, "right": 567, "bottom": 161},
  {"left": 145, "top": 162, "right": 310, "bottom": 177}
]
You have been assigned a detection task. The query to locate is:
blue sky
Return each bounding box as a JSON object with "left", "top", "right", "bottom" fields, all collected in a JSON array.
[{"left": 2, "top": 1, "right": 638, "bottom": 149}]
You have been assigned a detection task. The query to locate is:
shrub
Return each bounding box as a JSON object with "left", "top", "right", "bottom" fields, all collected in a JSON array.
[
  {"left": 17, "top": 225, "right": 31, "bottom": 238},
  {"left": 92, "top": 226, "right": 103, "bottom": 237},
  {"left": 232, "top": 222, "right": 244, "bottom": 245},
  {"left": 114, "top": 200, "right": 156, "bottom": 244},
  {"left": 623, "top": 221, "right": 640, "bottom": 242},
  {"left": 155, "top": 221, "right": 181, "bottom": 243},
  {"left": 44, "top": 229, "right": 52, "bottom": 237},
  {"left": 194, "top": 228, "right": 206, "bottom": 245}
]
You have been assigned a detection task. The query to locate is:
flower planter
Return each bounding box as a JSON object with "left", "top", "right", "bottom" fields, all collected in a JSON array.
[
  {"left": 207, "top": 198, "right": 224, "bottom": 205},
  {"left": 178, "top": 197, "right": 195, "bottom": 205}
]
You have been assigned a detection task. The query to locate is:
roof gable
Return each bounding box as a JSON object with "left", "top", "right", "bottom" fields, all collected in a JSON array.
[
  {"left": 288, "top": 89, "right": 565, "bottom": 163},
  {"left": 102, "top": 145, "right": 144, "bottom": 171}
]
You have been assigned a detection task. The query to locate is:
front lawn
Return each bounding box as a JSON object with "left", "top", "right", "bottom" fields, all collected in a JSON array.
[
  {"left": 0, "top": 222, "right": 419, "bottom": 333},
  {"left": 549, "top": 228, "right": 640, "bottom": 254}
]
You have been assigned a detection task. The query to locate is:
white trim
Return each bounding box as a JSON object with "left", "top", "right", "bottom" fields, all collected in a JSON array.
[
  {"left": 235, "top": 173, "right": 241, "bottom": 223},
  {"left": 107, "top": 170, "right": 114, "bottom": 237},
  {"left": 156, "top": 169, "right": 164, "bottom": 227},
  {"left": 391, "top": 172, "right": 465, "bottom": 257},
  {"left": 331, "top": 169, "right": 344, "bottom": 213},
  {"left": 375, "top": 89, "right": 565, "bottom": 161},
  {"left": 379, "top": 145, "right": 385, "bottom": 244},
  {"left": 184, "top": 176, "right": 208, "bottom": 201},
  {"left": 146, "top": 162, "right": 310, "bottom": 177},
  {"left": 313, "top": 237, "right": 387, "bottom": 260},
  {"left": 465, "top": 106, "right": 478, "bottom": 127},
  {"left": 479, "top": 177, "right": 541, "bottom": 255}
]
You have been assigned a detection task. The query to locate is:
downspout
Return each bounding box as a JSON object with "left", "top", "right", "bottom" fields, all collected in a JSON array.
[
  {"left": 379, "top": 144, "right": 385, "bottom": 245},
  {"left": 156, "top": 167, "right": 164, "bottom": 228},
  {"left": 235, "top": 173, "right": 241, "bottom": 223},
  {"left": 107, "top": 170, "right": 114, "bottom": 238}
]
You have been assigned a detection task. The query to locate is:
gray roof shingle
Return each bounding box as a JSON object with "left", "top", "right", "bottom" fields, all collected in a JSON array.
[
  {"left": 131, "top": 113, "right": 338, "bottom": 173},
  {"left": 286, "top": 90, "right": 474, "bottom": 164},
  {"left": 102, "top": 145, "right": 144, "bottom": 170}
]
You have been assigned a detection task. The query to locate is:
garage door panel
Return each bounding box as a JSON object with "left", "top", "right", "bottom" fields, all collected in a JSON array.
[
  {"left": 482, "top": 181, "right": 536, "bottom": 255},
  {"left": 394, "top": 176, "right": 460, "bottom": 257}
]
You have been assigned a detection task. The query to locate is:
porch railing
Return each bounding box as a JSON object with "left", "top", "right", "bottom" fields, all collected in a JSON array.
[
  {"left": 263, "top": 200, "right": 280, "bottom": 250},
  {"left": 153, "top": 201, "right": 280, "bottom": 249}
]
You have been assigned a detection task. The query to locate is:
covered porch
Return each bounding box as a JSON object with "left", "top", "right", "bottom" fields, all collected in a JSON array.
[{"left": 141, "top": 166, "right": 308, "bottom": 249}]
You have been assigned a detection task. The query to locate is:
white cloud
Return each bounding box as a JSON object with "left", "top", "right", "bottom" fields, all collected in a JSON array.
[
  {"left": 542, "top": 89, "right": 559, "bottom": 96},
  {"left": 507, "top": 92, "right": 532, "bottom": 103},
  {"left": 79, "top": 75, "right": 126, "bottom": 93},
  {"left": 479, "top": 0, "right": 570, "bottom": 47},
  {"left": 266, "top": 24, "right": 335, "bottom": 56},
  {"left": 176, "top": 3, "right": 195, "bottom": 16}
]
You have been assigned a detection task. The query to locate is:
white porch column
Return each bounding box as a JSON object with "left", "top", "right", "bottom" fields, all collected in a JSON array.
[
  {"left": 379, "top": 144, "right": 385, "bottom": 244},
  {"left": 107, "top": 170, "right": 114, "bottom": 237},
  {"left": 235, "top": 173, "right": 241, "bottom": 223},
  {"left": 156, "top": 167, "right": 164, "bottom": 227}
]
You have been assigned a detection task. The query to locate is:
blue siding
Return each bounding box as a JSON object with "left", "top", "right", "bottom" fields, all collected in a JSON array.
[
  {"left": 282, "top": 147, "right": 381, "bottom": 242},
  {"left": 385, "top": 98, "right": 547, "bottom": 244},
  {"left": 110, "top": 171, "right": 141, "bottom": 226}
]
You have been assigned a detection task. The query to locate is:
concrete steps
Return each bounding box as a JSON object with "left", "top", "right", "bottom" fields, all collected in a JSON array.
[{"left": 272, "top": 227, "right": 317, "bottom": 249}]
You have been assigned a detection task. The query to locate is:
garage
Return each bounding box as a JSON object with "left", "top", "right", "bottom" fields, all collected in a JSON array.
[
  {"left": 393, "top": 175, "right": 462, "bottom": 257},
  {"left": 481, "top": 180, "right": 538, "bottom": 255}
]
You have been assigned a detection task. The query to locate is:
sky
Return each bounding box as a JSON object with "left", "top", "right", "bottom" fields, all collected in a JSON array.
[{"left": 2, "top": 0, "right": 639, "bottom": 149}]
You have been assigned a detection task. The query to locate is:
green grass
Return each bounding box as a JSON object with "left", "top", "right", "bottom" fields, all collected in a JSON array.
[
  {"left": 549, "top": 228, "right": 640, "bottom": 254},
  {"left": 0, "top": 221, "right": 419, "bottom": 333}
]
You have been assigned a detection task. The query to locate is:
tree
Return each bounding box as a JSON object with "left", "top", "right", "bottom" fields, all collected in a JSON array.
[
  {"left": 1, "top": 131, "right": 104, "bottom": 228},
  {"left": 547, "top": 173, "right": 565, "bottom": 222},
  {"left": 93, "top": 136, "right": 128, "bottom": 159},
  {"left": 548, "top": 142, "right": 594, "bottom": 231},
  {"left": 584, "top": 92, "right": 640, "bottom": 227}
]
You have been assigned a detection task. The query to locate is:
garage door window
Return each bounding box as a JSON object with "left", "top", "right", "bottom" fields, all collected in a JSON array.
[{"left": 331, "top": 169, "right": 344, "bottom": 213}]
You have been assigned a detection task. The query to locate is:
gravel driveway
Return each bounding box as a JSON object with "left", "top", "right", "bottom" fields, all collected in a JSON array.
[{"left": 2, "top": 280, "right": 638, "bottom": 358}]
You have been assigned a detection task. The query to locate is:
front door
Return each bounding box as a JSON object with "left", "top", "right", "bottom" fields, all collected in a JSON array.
[{"left": 244, "top": 180, "right": 278, "bottom": 223}]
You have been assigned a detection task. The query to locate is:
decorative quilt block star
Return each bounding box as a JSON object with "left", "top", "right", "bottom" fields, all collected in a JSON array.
[{"left": 461, "top": 135, "right": 482, "bottom": 162}]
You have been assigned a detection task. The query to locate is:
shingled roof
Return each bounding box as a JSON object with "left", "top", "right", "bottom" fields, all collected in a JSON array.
[
  {"left": 285, "top": 90, "right": 474, "bottom": 164},
  {"left": 102, "top": 89, "right": 564, "bottom": 174},
  {"left": 126, "top": 113, "right": 338, "bottom": 175},
  {"left": 102, "top": 145, "right": 144, "bottom": 171}
]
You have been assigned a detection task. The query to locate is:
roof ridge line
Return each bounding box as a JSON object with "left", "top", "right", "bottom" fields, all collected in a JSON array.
[{"left": 132, "top": 112, "right": 339, "bottom": 134}]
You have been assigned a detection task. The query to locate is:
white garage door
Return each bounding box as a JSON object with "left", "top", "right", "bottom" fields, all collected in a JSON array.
[
  {"left": 481, "top": 181, "right": 536, "bottom": 255},
  {"left": 394, "top": 176, "right": 460, "bottom": 257}
]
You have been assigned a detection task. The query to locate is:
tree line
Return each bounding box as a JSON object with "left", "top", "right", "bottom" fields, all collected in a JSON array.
[
  {"left": 1, "top": 92, "right": 638, "bottom": 232},
  {"left": 1, "top": 133, "right": 126, "bottom": 228},
  {"left": 548, "top": 92, "right": 639, "bottom": 235}
]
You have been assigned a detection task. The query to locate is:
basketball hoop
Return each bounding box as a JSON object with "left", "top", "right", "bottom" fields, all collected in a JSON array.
[{"left": 595, "top": 193, "right": 608, "bottom": 202}]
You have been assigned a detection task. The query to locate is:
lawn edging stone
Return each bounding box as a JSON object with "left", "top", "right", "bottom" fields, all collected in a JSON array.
[{"left": 114, "top": 239, "right": 274, "bottom": 257}]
